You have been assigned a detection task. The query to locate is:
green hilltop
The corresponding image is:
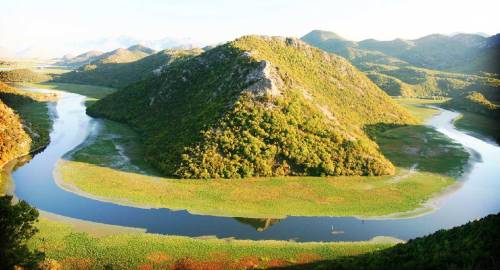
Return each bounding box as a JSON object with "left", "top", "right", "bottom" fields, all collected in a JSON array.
[
  {"left": 54, "top": 48, "right": 203, "bottom": 88},
  {"left": 88, "top": 35, "right": 416, "bottom": 179},
  {"left": 55, "top": 50, "right": 104, "bottom": 67}
]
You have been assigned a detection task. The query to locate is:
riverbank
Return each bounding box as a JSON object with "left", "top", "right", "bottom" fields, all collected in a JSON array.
[
  {"left": 56, "top": 160, "right": 454, "bottom": 218},
  {"left": 0, "top": 83, "right": 57, "bottom": 192},
  {"left": 53, "top": 97, "right": 468, "bottom": 218},
  {"left": 29, "top": 216, "right": 397, "bottom": 270}
]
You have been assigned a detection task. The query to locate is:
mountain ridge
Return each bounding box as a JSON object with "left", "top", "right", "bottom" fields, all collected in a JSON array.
[{"left": 88, "top": 35, "right": 415, "bottom": 178}]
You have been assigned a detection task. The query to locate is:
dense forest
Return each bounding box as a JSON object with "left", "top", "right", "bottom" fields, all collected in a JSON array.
[{"left": 88, "top": 35, "right": 415, "bottom": 178}]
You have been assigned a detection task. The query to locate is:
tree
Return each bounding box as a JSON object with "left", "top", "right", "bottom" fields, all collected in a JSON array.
[{"left": 0, "top": 195, "right": 44, "bottom": 270}]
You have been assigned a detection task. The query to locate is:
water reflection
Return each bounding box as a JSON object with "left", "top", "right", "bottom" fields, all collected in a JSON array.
[{"left": 234, "top": 218, "right": 283, "bottom": 232}]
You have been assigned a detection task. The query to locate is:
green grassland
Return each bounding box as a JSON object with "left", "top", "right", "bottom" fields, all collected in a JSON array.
[
  {"left": 22, "top": 82, "right": 116, "bottom": 100},
  {"left": 393, "top": 98, "right": 445, "bottom": 122},
  {"left": 30, "top": 217, "right": 395, "bottom": 270}
]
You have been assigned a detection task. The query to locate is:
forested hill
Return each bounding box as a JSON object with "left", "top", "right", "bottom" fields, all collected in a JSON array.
[
  {"left": 302, "top": 30, "right": 500, "bottom": 105},
  {"left": 88, "top": 35, "right": 415, "bottom": 179},
  {"left": 54, "top": 48, "right": 203, "bottom": 88},
  {"left": 302, "top": 30, "right": 499, "bottom": 74}
]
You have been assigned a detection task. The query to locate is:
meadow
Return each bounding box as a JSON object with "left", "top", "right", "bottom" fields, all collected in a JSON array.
[{"left": 30, "top": 217, "right": 395, "bottom": 270}]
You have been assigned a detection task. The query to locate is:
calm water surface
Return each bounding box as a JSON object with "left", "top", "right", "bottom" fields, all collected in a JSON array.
[{"left": 11, "top": 92, "right": 500, "bottom": 242}]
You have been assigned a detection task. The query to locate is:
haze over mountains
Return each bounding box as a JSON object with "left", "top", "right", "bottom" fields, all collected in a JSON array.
[{"left": 0, "top": 35, "right": 204, "bottom": 59}]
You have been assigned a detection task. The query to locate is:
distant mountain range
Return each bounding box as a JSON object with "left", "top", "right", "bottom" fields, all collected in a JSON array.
[
  {"left": 55, "top": 44, "right": 157, "bottom": 67},
  {"left": 302, "top": 30, "right": 499, "bottom": 74},
  {"left": 54, "top": 47, "right": 204, "bottom": 88},
  {"left": 301, "top": 30, "right": 500, "bottom": 102},
  {"left": 0, "top": 35, "right": 204, "bottom": 60}
]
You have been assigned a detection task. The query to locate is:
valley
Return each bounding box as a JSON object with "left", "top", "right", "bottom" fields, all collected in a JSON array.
[{"left": 0, "top": 11, "right": 499, "bottom": 268}]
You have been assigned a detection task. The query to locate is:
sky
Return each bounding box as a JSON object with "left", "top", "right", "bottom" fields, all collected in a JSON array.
[{"left": 1, "top": 0, "right": 499, "bottom": 58}]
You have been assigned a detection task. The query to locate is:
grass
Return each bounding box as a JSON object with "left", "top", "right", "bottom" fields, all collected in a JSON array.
[
  {"left": 393, "top": 98, "right": 446, "bottom": 122},
  {"left": 22, "top": 82, "right": 116, "bottom": 100},
  {"left": 13, "top": 99, "right": 53, "bottom": 151},
  {"left": 55, "top": 95, "right": 469, "bottom": 218},
  {"left": 30, "top": 217, "right": 395, "bottom": 270},
  {"left": 58, "top": 160, "right": 454, "bottom": 218}
]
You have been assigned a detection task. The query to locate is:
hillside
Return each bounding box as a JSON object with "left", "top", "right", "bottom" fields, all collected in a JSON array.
[
  {"left": 54, "top": 48, "right": 203, "bottom": 88},
  {"left": 0, "top": 82, "right": 55, "bottom": 153},
  {"left": 0, "top": 98, "right": 30, "bottom": 167},
  {"left": 445, "top": 91, "right": 499, "bottom": 116},
  {"left": 281, "top": 213, "right": 500, "bottom": 270},
  {"left": 0, "top": 69, "right": 51, "bottom": 83},
  {"left": 303, "top": 30, "right": 497, "bottom": 73},
  {"left": 301, "top": 30, "right": 500, "bottom": 101},
  {"left": 88, "top": 35, "right": 415, "bottom": 179},
  {"left": 90, "top": 45, "right": 155, "bottom": 65},
  {"left": 55, "top": 50, "right": 104, "bottom": 67}
]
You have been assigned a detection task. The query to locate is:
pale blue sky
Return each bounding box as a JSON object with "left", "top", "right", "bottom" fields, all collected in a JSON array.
[{"left": 1, "top": 0, "right": 499, "bottom": 57}]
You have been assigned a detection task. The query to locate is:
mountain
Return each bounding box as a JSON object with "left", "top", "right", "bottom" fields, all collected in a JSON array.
[
  {"left": 87, "top": 45, "right": 156, "bottom": 65},
  {"left": 127, "top": 44, "right": 156, "bottom": 54},
  {"left": 54, "top": 48, "right": 203, "bottom": 88},
  {"left": 88, "top": 35, "right": 415, "bottom": 179},
  {"left": 57, "top": 45, "right": 156, "bottom": 67},
  {"left": 55, "top": 50, "right": 104, "bottom": 67},
  {"left": 301, "top": 30, "right": 500, "bottom": 74},
  {"left": 301, "top": 30, "right": 500, "bottom": 101}
]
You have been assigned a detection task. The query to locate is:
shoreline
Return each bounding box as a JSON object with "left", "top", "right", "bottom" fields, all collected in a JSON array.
[{"left": 54, "top": 159, "right": 456, "bottom": 221}]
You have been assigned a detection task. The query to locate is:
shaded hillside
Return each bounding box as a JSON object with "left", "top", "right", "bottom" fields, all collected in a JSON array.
[
  {"left": 0, "top": 69, "right": 50, "bottom": 83},
  {"left": 88, "top": 35, "right": 415, "bottom": 178},
  {"left": 276, "top": 213, "right": 500, "bottom": 270},
  {"left": 54, "top": 48, "right": 203, "bottom": 88}
]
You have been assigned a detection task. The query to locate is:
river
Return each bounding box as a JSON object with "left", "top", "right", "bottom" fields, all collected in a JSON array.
[{"left": 9, "top": 91, "right": 500, "bottom": 242}]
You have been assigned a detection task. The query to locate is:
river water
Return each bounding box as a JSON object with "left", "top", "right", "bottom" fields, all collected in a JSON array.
[{"left": 10, "top": 92, "right": 500, "bottom": 242}]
